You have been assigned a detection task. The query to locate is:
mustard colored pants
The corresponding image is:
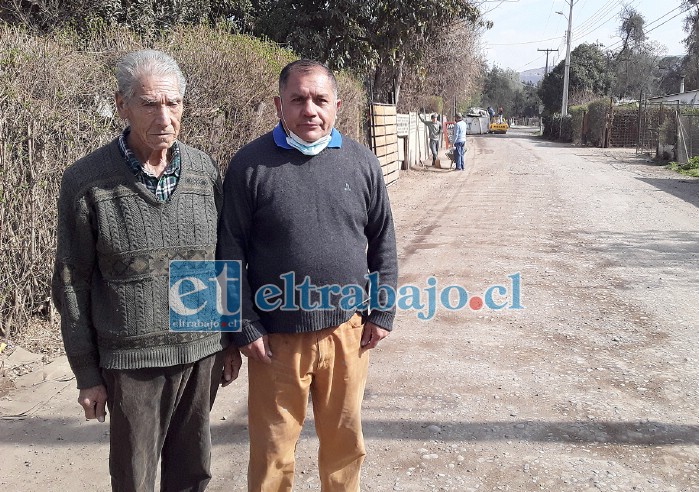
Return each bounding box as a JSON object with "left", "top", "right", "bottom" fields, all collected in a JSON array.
[{"left": 247, "top": 313, "right": 369, "bottom": 492}]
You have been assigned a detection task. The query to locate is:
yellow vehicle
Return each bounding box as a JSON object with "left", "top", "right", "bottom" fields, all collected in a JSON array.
[{"left": 488, "top": 121, "right": 509, "bottom": 134}]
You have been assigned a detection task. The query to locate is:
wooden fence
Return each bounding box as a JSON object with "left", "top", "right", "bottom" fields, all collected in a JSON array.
[{"left": 370, "top": 103, "right": 401, "bottom": 185}]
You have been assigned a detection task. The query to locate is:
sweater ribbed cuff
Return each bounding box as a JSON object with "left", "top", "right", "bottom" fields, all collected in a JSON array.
[
  {"left": 231, "top": 320, "right": 267, "bottom": 347},
  {"left": 367, "top": 310, "right": 395, "bottom": 331},
  {"left": 69, "top": 359, "right": 105, "bottom": 390}
]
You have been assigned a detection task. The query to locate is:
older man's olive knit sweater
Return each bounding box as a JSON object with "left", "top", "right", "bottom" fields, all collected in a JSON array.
[{"left": 52, "top": 138, "right": 226, "bottom": 389}]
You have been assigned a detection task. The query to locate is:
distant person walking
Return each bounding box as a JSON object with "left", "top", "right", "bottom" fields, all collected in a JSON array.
[
  {"left": 419, "top": 112, "right": 442, "bottom": 166},
  {"left": 452, "top": 113, "right": 467, "bottom": 171},
  {"left": 497, "top": 106, "right": 504, "bottom": 123}
]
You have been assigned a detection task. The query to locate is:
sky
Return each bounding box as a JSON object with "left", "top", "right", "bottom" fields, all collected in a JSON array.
[{"left": 481, "top": 0, "right": 689, "bottom": 73}]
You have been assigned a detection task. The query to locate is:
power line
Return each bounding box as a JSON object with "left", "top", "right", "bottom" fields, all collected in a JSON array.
[
  {"left": 486, "top": 35, "right": 562, "bottom": 47},
  {"left": 573, "top": 0, "right": 629, "bottom": 41},
  {"left": 515, "top": 54, "right": 547, "bottom": 72},
  {"left": 606, "top": 5, "right": 692, "bottom": 52},
  {"left": 541, "top": 0, "right": 557, "bottom": 38},
  {"left": 573, "top": 0, "right": 618, "bottom": 34},
  {"left": 538, "top": 48, "right": 559, "bottom": 74},
  {"left": 574, "top": 9, "right": 621, "bottom": 41},
  {"left": 573, "top": 0, "right": 622, "bottom": 35},
  {"left": 628, "top": 9, "right": 686, "bottom": 39},
  {"left": 643, "top": 4, "right": 684, "bottom": 30},
  {"left": 568, "top": 0, "right": 687, "bottom": 46}
]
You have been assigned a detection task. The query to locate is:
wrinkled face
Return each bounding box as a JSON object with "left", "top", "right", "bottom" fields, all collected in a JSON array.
[
  {"left": 274, "top": 67, "right": 341, "bottom": 142},
  {"left": 115, "top": 74, "right": 183, "bottom": 158}
]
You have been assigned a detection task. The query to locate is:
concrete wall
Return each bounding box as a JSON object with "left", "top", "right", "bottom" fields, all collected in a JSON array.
[{"left": 397, "top": 112, "right": 432, "bottom": 168}]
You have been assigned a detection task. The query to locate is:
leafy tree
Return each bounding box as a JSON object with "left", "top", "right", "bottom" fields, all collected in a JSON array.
[
  {"left": 617, "top": 6, "right": 646, "bottom": 55},
  {"left": 398, "top": 21, "right": 485, "bottom": 115},
  {"left": 479, "top": 69, "right": 541, "bottom": 119},
  {"left": 1, "top": 0, "right": 488, "bottom": 107},
  {"left": 481, "top": 66, "right": 519, "bottom": 116},
  {"left": 609, "top": 8, "right": 664, "bottom": 100},
  {"left": 538, "top": 66, "right": 563, "bottom": 115},
  {"left": 511, "top": 82, "right": 541, "bottom": 118},
  {"left": 657, "top": 55, "right": 686, "bottom": 96},
  {"left": 538, "top": 42, "right": 611, "bottom": 114},
  {"left": 0, "top": 0, "right": 254, "bottom": 35},
  {"left": 681, "top": 0, "right": 699, "bottom": 90},
  {"left": 249, "top": 0, "right": 482, "bottom": 104},
  {"left": 569, "top": 43, "right": 612, "bottom": 96},
  {"left": 612, "top": 43, "right": 668, "bottom": 100}
]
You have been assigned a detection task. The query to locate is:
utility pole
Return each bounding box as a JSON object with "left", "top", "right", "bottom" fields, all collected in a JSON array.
[
  {"left": 558, "top": 0, "right": 574, "bottom": 116},
  {"left": 537, "top": 48, "right": 558, "bottom": 75}
]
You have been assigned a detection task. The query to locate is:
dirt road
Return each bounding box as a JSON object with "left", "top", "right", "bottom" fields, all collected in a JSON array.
[{"left": 2, "top": 127, "right": 699, "bottom": 491}]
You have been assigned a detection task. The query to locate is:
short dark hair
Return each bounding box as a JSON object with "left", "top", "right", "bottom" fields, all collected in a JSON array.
[{"left": 279, "top": 59, "right": 338, "bottom": 97}]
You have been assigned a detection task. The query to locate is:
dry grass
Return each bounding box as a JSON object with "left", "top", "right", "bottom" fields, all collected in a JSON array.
[{"left": 0, "top": 24, "right": 367, "bottom": 342}]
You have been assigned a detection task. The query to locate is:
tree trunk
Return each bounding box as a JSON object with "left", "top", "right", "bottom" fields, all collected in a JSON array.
[
  {"left": 393, "top": 57, "right": 404, "bottom": 107},
  {"left": 373, "top": 63, "right": 397, "bottom": 104}
]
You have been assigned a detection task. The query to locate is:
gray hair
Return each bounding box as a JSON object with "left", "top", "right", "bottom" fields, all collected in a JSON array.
[{"left": 115, "top": 50, "right": 186, "bottom": 101}]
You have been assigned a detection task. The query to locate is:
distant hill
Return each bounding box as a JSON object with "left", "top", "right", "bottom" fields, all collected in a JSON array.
[{"left": 520, "top": 67, "right": 546, "bottom": 85}]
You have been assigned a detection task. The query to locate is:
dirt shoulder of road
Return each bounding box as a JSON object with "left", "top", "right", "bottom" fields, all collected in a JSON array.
[{"left": 2, "top": 133, "right": 699, "bottom": 491}]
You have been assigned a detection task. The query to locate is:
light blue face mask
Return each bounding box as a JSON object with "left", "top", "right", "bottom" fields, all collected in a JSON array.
[
  {"left": 286, "top": 130, "right": 332, "bottom": 156},
  {"left": 279, "top": 101, "right": 334, "bottom": 156}
]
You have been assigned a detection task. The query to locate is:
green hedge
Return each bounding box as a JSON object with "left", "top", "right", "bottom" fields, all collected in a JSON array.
[
  {"left": 542, "top": 113, "right": 573, "bottom": 142},
  {"left": 586, "top": 99, "right": 608, "bottom": 147},
  {"left": 0, "top": 24, "right": 367, "bottom": 337},
  {"left": 570, "top": 105, "right": 586, "bottom": 145},
  {"left": 543, "top": 99, "right": 610, "bottom": 146}
]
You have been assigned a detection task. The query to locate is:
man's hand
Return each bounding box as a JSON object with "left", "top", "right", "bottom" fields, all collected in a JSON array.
[
  {"left": 221, "top": 345, "right": 243, "bottom": 387},
  {"left": 240, "top": 335, "right": 272, "bottom": 364},
  {"left": 361, "top": 322, "right": 390, "bottom": 349},
  {"left": 78, "top": 385, "right": 107, "bottom": 422}
]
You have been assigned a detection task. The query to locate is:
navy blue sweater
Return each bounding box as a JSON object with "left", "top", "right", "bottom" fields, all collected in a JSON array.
[{"left": 217, "top": 130, "right": 398, "bottom": 347}]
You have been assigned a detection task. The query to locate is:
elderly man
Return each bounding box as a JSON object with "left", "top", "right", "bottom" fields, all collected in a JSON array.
[
  {"left": 52, "top": 49, "right": 241, "bottom": 491},
  {"left": 217, "top": 59, "right": 398, "bottom": 491}
]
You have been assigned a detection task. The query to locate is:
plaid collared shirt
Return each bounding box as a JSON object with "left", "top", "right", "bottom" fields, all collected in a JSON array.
[{"left": 118, "top": 128, "right": 181, "bottom": 202}]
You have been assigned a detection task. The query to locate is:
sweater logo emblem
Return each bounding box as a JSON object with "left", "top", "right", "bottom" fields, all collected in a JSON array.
[{"left": 344, "top": 182, "right": 351, "bottom": 191}]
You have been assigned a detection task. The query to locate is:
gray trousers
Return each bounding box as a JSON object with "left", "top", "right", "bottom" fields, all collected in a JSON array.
[
  {"left": 103, "top": 352, "right": 223, "bottom": 492},
  {"left": 429, "top": 139, "right": 439, "bottom": 160}
]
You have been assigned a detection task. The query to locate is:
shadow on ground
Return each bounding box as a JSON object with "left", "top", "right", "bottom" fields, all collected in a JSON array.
[
  {"left": 3, "top": 418, "right": 697, "bottom": 447},
  {"left": 637, "top": 177, "right": 699, "bottom": 208}
]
